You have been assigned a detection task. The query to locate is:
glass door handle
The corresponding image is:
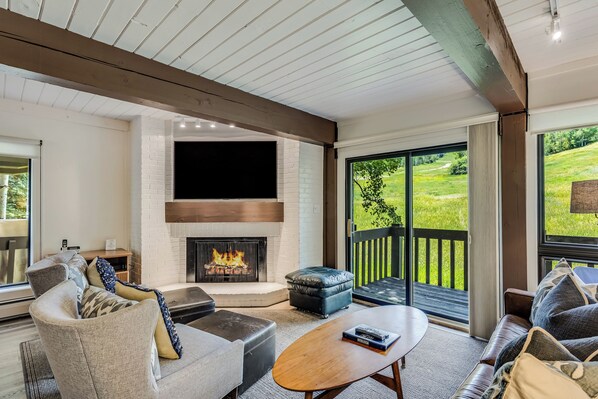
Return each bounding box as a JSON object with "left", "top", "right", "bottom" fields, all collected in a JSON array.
[{"left": 347, "top": 219, "right": 353, "bottom": 238}]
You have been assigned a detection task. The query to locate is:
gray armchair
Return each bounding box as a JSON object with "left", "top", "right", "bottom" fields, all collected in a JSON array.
[{"left": 29, "top": 281, "right": 244, "bottom": 399}]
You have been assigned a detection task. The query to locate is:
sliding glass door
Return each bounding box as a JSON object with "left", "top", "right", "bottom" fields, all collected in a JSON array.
[
  {"left": 347, "top": 144, "right": 469, "bottom": 323},
  {"left": 348, "top": 155, "right": 408, "bottom": 306}
]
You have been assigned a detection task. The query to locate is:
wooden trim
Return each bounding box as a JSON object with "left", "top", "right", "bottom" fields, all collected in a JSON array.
[
  {"left": 323, "top": 146, "right": 337, "bottom": 267},
  {"left": 0, "top": 9, "right": 335, "bottom": 145},
  {"left": 165, "top": 201, "right": 284, "bottom": 223},
  {"left": 403, "top": 0, "right": 526, "bottom": 113},
  {"left": 78, "top": 248, "right": 132, "bottom": 261},
  {"left": 501, "top": 113, "right": 528, "bottom": 290}
]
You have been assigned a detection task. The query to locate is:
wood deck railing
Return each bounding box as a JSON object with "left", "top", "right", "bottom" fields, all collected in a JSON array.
[
  {"left": 0, "top": 235, "right": 28, "bottom": 285},
  {"left": 352, "top": 225, "right": 468, "bottom": 291}
]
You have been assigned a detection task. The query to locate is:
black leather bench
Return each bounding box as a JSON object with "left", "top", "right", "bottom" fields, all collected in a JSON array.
[
  {"left": 163, "top": 286, "right": 215, "bottom": 324},
  {"left": 188, "top": 310, "right": 276, "bottom": 394},
  {"left": 286, "top": 266, "right": 354, "bottom": 318}
]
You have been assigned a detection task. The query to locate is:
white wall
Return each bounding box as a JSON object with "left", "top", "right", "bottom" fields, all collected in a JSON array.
[
  {"left": 337, "top": 92, "right": 494, "bottom": 141},
  {"left": 299, "top": 142, "right": 324, "bottom": 267},
  {"left": 529, "top": 55, "right": 598, "bottom": 109},
  {"left": 130, "top": 117, "right": 181, "bottom": 286},
  {"left": 0, "top": 98, "right": 130, "bottom": 258}
]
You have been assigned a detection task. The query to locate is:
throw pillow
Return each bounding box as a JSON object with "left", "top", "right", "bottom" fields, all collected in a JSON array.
[
  {"left": 59, "top": 253, "right": 89, "bottom": 314},
  {"left": 482, "top": 354, "right": 592, "bottom": 399},
  {"left": 115, "top": 280, "right": 183, "bottom": 359},
  {"left": 561, "top": 336, "right": 598, "bottom": 362},
  {"left": 531, "top": 259, "right": 572, "bottom": 323},
  {"left": 535, "top": 274, "right": 598, "bottom": 340},
  {"left": 81, "top": 285, "right": 137, "bottom": 318},
  {"left": 81, "top": 286, "right": 161, "bottom": 380},
  {"left": 86, "top": 257, "right": 117, "bottom": 293},
  {"left": 494, "top": 327, "right": 579, "bottom": 372}
]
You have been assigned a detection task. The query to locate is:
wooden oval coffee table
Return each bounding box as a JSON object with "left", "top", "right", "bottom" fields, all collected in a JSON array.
[{"left": 272, "top": 305, "right": 428, "bottom": 399}]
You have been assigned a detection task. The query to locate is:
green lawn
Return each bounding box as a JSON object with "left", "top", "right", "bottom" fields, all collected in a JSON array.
[
  {"left": 351, "top": 142, "right": 598, "bottom": 291},
  {"left": 544, "top": 141, "right": 598, "bottom": 239}
]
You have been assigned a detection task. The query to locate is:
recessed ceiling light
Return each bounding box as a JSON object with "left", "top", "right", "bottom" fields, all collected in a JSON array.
[
  {"left": 195, "top": 120, "right": 201, "bottom": 128},
  {"left": 179, "top": 119, "right": 186, "bottom": 128},
  {"left": 210, "top": 122, "right": 216, "bottom": 128},
  {"left": 229, "top": 123, "right": 235, "bottom": 128}
]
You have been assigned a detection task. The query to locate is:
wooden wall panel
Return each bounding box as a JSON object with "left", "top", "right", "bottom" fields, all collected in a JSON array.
[
  {"left": 501, "top": 113, "right": 528, "bottom": 290},
  {"left": 323, "top": 146, "right": 337, "bottom": 268},
  {"left": 165, "top": 201, "right": 284, "bottom": 223}
]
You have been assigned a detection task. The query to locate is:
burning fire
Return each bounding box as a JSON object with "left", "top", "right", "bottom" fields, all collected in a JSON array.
[{"left": 210, "top": 248, "right": 247, "bottom": 268}]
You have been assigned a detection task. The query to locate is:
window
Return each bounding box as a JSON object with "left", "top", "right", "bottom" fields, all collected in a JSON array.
[
  {"left": 538, "top": 127, "right": 598, "bottom": 278},
  {"left": 0, "top": 156, "right": 31, "bottom": 287},
  {"left": 0, "top": 136, "right": 41, "bottom": 293}
]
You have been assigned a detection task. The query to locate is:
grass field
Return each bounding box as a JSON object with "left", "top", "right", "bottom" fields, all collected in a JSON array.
[
  {"left": 544, "top": 141, "right": 598, "bottom": 239},
  {"left": 351, "top": 143, "right": 598, "bottom": 292}
]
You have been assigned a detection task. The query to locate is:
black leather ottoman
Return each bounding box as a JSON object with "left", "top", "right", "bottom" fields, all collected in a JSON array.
[
  {"left": 286, "top": 266, "right": 354, "bottom": 318},
  {"left": 188, "top": 310, "right": 276, "bottom": 394},
  {"left": 163, "top": 287, "right": 215, "bottom": 324}
]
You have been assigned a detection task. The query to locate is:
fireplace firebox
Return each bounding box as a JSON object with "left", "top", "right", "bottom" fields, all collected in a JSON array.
[{"left": 186, "top": 237, "right": 266, "bottom": 283}]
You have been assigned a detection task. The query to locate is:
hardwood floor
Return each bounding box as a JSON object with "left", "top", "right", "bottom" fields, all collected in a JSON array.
[{"left": 0, "top": 317, "right": 36, "bottom": 399}]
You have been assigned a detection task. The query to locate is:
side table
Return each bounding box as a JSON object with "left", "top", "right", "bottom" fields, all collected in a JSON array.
[{"left": 79, "top": 248, "right": 132, "bottom": 282}]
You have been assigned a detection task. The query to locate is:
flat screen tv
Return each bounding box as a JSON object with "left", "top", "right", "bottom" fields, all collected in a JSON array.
[{"left": 174, "top": 141, "right": 277, "bottom": 200}]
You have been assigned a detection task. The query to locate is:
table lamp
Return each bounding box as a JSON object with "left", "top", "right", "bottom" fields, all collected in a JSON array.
[{"left": 570, "top": 180, "right": 598, "bottom": 222}]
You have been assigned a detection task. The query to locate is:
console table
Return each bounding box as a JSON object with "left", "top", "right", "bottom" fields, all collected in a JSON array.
[{"left": 79, "top": 248, "right": 132, "bottom": 282}]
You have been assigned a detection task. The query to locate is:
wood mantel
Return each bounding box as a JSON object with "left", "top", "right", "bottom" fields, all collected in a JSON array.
[{"left": 165, "top": 201, "right": 284, "bottom": 223}]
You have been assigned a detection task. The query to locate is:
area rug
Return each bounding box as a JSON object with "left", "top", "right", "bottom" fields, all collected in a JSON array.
[
  {"left": 236, "top": 305, "right": 486, "bottom": 399},
  {"left": 19, "top": 305, "right": 485, "bottom": 399}
]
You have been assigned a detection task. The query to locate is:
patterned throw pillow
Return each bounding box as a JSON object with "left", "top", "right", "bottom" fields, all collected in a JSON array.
[
  {"left": 81, "top": 285, "right": 136, "bottom": 318},
  {"left": 532, "top": 259, "right": 598, "bottom": 324},
  {"left": 59, "top": 253, "right": 89, "bottom": 313},
  {"left": 81, "top": 286, "right": 161, "bottom": 380},
  {"left": 482, "top": 354, "right": 596, "bottom": 399},
  {"left": 531, "top": 259, "right": 573, "bottom": 323},
  {"left": 534, "top": 274, "right": 598, "bottom": 340},
  {"left": 115, "top": 280, "right": 183, "bottom": 359},
  {"left": 86, "top": 257, "right": 117, "bottom": 293},
  {"left": 494, "top": 327, "right": 579, "bottom": 372}
]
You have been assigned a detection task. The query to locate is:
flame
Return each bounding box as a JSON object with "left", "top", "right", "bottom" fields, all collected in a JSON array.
[{"left": 211, "top": 248, "right": 247, "bottom": 267}]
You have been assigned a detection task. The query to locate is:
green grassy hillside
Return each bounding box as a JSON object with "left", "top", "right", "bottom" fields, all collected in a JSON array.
[{"left": 544, "top": 141, "right": 598, "bottom": 238}]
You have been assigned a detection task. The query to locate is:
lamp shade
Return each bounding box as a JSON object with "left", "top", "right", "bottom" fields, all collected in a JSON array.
[{"left": 570, "top": 180, "right": 598, "bottom": 213}]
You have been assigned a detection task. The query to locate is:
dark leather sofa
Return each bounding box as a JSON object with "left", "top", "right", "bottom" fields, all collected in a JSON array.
[{"left": 453, "top": 288, "right": 535, "bottom": 399}]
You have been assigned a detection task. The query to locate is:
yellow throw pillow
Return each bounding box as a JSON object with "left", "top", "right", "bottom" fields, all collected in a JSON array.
[
  {"left": 86, "top": 257, "right": 117, "bottom": 293},
  {"left": 115, "top": 281, "right": 182, "bottom": 359},
  {"left": 504, "top": 354, "right": 589, "bottom": 399}
]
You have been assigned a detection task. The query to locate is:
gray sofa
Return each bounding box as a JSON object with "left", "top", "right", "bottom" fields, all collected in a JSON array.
[{"left": 26, "top": 252, "right": 244, "bottom": 399}]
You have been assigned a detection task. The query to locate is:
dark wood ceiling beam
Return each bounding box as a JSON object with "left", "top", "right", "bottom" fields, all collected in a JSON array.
[
  {"left": 0, "top": 9, "right": 335, "bottom": 145},
  {"left": 403, "top": 0, "right": 526, "bottom": 113}
]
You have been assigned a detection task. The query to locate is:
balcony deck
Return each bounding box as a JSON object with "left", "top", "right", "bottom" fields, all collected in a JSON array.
[{"left": 353, "top": 277, "right": 469, "bottom": 323}]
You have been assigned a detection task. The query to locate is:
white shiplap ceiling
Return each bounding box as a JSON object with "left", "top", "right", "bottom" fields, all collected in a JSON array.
[
  {"left": 497, "top": 0, "right": 598, "bottom": 72},
  {"left": 0, "top": 70, "right": 179, "bottom": 120},
  {"left": 0, "top": 0, "right": 474, "bottom": 121}
]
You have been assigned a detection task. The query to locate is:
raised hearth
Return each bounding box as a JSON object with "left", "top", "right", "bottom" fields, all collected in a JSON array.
[
  {"left": 187, "top": 237, "right": 267, "bottom": 283},
  {"left": 159, "top": 282, "right": 289, "bottom": 307}
]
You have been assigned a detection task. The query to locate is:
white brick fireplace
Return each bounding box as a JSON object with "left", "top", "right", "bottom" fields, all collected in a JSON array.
[{"left": 130, "top": 116, "right": 323, "bottom": 300}]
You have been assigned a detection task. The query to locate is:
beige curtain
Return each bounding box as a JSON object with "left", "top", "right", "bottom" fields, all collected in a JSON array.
[{"left": 468, "top": 122, "right": 501, "bottom": 339}]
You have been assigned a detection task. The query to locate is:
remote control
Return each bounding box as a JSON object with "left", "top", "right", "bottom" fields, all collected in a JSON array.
[{"left": 355, "top": 326, "right": 389, "bottom": 341}]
